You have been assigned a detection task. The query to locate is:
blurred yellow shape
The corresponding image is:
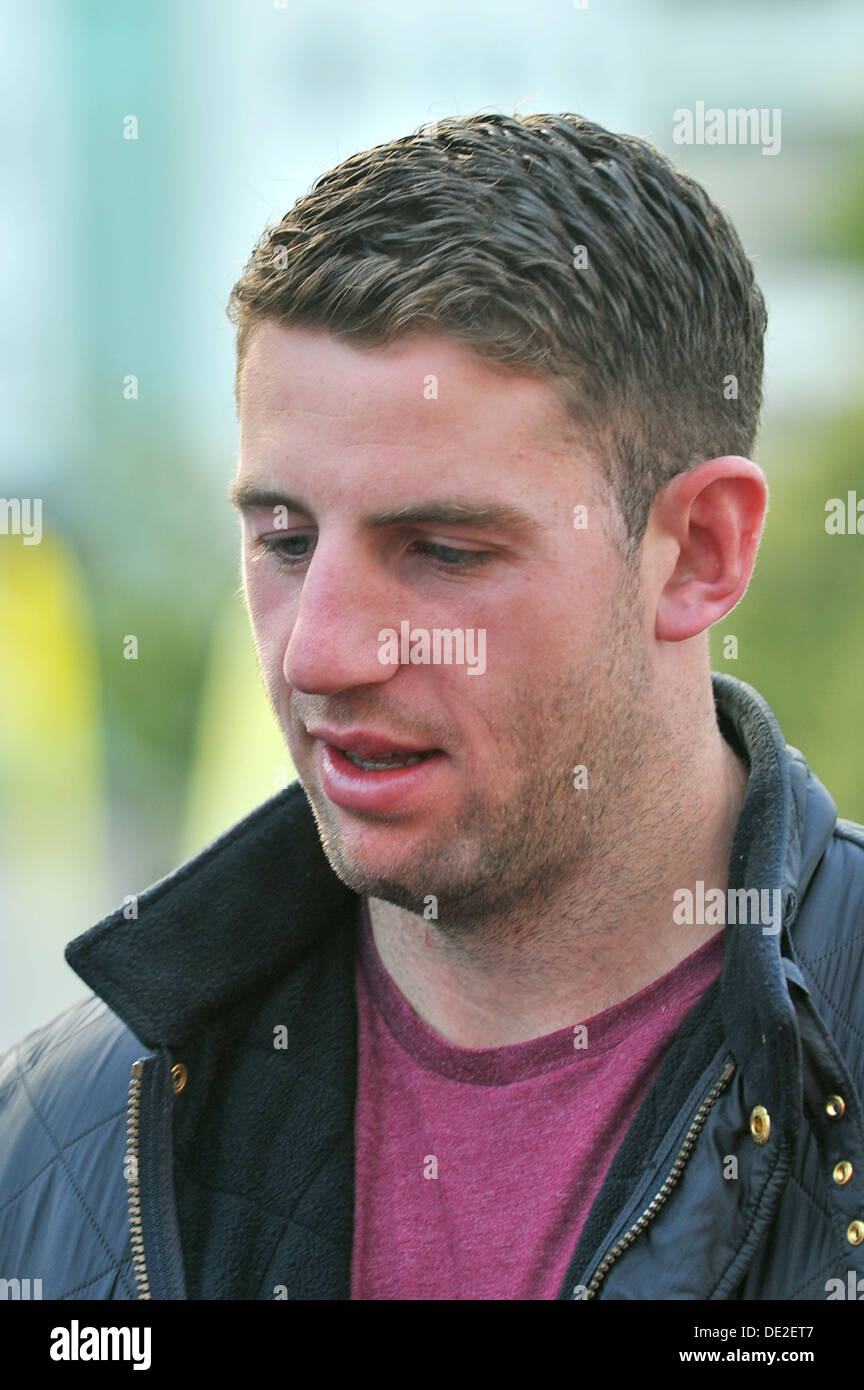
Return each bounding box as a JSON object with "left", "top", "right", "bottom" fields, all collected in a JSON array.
[{"left": 182, "top": 591, "right": 295, "bottom": 857}]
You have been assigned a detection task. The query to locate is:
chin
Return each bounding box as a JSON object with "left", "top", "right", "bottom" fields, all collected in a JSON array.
[
  {"left": 302, "top": 797, "right": 424, "bottom": 899},
  {"left": 325, "top": 851, "right": 433, "bottom": 917}
]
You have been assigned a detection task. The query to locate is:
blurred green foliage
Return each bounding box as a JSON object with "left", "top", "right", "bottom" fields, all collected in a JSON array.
[{"left": 712, "top": 408, "right": 864, "bottom": 821}]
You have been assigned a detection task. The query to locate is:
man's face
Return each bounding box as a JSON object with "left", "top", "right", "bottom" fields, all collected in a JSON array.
[{"left": 234, "top": 323, "right": 655, "bottom": 928}]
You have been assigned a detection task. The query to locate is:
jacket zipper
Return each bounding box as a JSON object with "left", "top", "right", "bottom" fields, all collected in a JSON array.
[
  {"left": 125, "top": 1060, "right": 152, "bottom": 1300},
  {"left": 579, "top": 1059, "right": 737, "bottom": 1299}
]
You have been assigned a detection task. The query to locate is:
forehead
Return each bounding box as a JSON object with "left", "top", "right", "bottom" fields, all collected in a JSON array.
[{"left": 238, "top": 322, "right": 586, "bottom": 459}]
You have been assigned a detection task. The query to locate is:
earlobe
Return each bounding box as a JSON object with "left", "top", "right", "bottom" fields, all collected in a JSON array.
[{"left": 652, "top": 458, "right": 768, "bottom": 644}]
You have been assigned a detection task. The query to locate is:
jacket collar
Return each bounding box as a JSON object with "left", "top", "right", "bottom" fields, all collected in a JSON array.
[
  {"left": 66, "top": 673, "right": 837, "bottom": 1054},
  {"left": 713, "top": 672, "right": 836, "bottom": 1085},
  {"left": 66, "top": 780, "right": 357, "bottom": 1049}
]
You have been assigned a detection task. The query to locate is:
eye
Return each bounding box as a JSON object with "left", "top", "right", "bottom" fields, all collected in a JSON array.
[
  {"left": 254, "top": 534, "right": 314, "bottom": 567},
  {"left": 411, "top": 539, "right": 492, "bottom": 569},
  {"left": 251, "top": 532, "right": 493, "bottom": 573}
]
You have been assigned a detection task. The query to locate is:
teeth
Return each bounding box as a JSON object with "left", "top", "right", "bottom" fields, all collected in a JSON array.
[{"left": 343, "top": 749, "right": 430, "bottom": 771}]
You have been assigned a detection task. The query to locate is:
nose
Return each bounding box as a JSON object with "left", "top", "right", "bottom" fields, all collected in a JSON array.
[{"left": 282, "top": 539, "right": 398, "bottom": 696}]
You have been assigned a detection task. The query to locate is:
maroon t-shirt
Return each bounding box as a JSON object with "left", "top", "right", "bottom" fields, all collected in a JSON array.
[{"left": 350, "top": 899, "right": 724, "bottom": 1300}]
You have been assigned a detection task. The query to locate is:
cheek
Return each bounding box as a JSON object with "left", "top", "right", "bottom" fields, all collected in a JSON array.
[
  {"left": 493, "top": 584, "right": 572, "bottom": 662},
  {"left": 243, "top": 568, "right": 295, "bottom": 674},
  {"left": 244, "top": 556, "right": 288, "bottom": 621}
]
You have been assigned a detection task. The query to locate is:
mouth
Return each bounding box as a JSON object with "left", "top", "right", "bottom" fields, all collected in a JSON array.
[
  {"left": 305, "top": 723, "right": 443, "bottom": 764},
  {"left": 306, "top": 725, "right": 448, "bottom": 813},
  {"left": 341, "top": 748, "right": 438, "bottom": 771}
]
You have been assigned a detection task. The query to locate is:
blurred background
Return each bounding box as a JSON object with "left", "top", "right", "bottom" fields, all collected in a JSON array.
[{"left": 1, "top": 0, "right": 863, "bottom": 1048}]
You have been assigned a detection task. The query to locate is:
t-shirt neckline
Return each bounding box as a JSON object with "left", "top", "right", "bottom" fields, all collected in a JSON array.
[{"left": 357, "top": 898, "right": 724, "bottom": 1085}]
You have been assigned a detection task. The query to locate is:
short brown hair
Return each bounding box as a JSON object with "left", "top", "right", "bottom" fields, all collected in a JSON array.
[{"left": 227, "top": 112, "right": 767, "bottom": 547}]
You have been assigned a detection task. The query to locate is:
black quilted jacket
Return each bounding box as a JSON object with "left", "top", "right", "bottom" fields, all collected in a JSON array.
[{"left": 1, "top": 673, "right": 864, "bottom": 1300}]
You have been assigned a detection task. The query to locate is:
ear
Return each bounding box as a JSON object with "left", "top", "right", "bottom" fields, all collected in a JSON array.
[{"left": 650, "top": 457, "right": 768, "bottom": 643}]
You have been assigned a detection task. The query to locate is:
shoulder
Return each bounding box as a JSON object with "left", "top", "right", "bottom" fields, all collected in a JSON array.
[
  {"left": 0, "top": 993, "right": 145, "bottom": 1122},
  {"left": 796, "top": 815, "right": 864, "bottom": 951},
  {"left": 0, "top": 995, "right": 147, "bottom": 1300},
  {"left": 791, "top": 816, "right": 864, "bottom": 1080},
  {"left": 834, "top": 816, "right": 864, "bottom": 854}
]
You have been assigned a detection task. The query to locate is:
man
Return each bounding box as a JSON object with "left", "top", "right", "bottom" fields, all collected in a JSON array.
[{"left": 1, "top": 112, "right": 863, "bottom": 1301}]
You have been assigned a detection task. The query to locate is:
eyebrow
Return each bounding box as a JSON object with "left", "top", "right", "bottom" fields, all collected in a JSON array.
[{"left": 227, "top": 482, "right": 544, "bottom": 535}]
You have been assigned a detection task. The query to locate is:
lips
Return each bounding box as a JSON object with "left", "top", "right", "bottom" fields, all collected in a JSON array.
[
  {"left": 306, "top": 724, "right": 447, "bottom": 813},
  {"left": 305, "top": 725, "right": 440, "bottom": 760}
]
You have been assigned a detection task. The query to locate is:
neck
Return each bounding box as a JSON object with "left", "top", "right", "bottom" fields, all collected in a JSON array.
[{"left": 367, "top": 717, "right": 749, "bottom": 1048}]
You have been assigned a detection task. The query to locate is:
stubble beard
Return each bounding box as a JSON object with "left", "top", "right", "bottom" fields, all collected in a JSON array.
[{"left": 288, "top": 579, "right": 657, "bottom": 945}]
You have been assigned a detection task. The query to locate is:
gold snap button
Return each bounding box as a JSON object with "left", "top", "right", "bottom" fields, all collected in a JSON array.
[
  {"left": 750, "top": 1106, "right": 770, "bottom": 1144},
  {"left": 171, "top": 1062, "right": 188, "bottom": 1094},
  {"left": 833, "top": 1161, "right": 854, "bottom": 1186},
  {"left": 847, "top": 1221, "right": 864, "bottom": 1246},
  {"left": 826, "top": 1095, "right": 846, "bottom": 1119}
]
